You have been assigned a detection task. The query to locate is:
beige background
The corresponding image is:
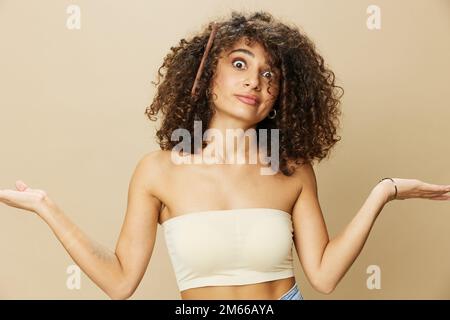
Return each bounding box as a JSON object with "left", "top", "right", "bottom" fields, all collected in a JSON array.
[{"left": 0, "top": 0, "right": 449, "bottom": 299}]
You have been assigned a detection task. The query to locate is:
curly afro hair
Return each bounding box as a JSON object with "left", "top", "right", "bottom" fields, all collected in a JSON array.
[{"left": 145, "top": 10, "right": 343, "bottom": 176}]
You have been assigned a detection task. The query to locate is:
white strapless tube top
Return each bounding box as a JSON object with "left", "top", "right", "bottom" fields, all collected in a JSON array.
[{"left": 161, "top": 208, "right": 295, "bottom": 292}]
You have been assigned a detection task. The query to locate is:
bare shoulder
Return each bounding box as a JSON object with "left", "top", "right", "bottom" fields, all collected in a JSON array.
[
  {"left": 138, "top": 149, "right": 173, "bottom": 169},
  {"left": 286, "top": 160, "right": 317, "bottom": 195},
  {"left": 292, "top": 161, "right": 315, "bottom": 179},
  {"left": 132, "top": 150, "right": 173, "bottom": 195}
]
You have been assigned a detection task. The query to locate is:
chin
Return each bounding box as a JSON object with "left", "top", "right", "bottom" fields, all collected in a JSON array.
[{"left": 233, "top": 112, "right": 261, "bottom": 124}]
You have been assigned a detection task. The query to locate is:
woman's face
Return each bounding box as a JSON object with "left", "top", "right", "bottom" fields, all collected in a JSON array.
[{"left": 209, "top": 37, "right": 280, "bottom": 125}]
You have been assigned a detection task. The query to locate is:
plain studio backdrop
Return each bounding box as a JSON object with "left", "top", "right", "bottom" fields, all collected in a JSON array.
[{"left": 0, "top": 0, "right": 449, "bottom": 299}]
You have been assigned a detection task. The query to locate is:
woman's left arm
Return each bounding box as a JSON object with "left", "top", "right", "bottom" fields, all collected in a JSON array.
[{"left": 292, "top": 163, "right": 450, "bottom": 295}]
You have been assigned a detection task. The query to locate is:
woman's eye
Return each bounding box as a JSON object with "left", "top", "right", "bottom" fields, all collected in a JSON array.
[
  {"left": 232, "top": 59, "right": 246, "bottom": 69},
  {"left": 262, "top": 71, "right": 273, "bottom": 79},
  {"left": 232, "top": 58, "right": 274, "bottom": 79}
]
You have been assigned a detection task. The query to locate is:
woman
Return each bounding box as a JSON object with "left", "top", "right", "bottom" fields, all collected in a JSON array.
[{"left": 1, "top": 11, "right": 449, "bottom": 300}]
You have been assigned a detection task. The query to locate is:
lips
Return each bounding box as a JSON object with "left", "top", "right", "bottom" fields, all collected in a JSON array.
[{"left": 235, "top": 94, "right": 260, "bottom": 106}]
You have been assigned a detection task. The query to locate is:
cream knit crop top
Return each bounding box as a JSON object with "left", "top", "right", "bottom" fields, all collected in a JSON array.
[{"left": 161, "top": 208, "right": 295, "bottom": 292}]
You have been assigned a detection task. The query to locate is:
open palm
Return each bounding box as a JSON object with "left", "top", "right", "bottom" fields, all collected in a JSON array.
[
  {"left": 387, "top": 178, "right": 450, "bottom": 201},
  {"left": 0, "top": 180, "right": 48, "bottom": 214}
]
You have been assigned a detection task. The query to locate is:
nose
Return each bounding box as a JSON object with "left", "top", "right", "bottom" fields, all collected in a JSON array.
[{"left": 243, "top": 72, "right": 261, "bottom": 91}]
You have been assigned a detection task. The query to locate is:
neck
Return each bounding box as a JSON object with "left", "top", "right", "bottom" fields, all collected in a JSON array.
[{"left": 200, "top": 114, "right": 260, "bottom": 164}]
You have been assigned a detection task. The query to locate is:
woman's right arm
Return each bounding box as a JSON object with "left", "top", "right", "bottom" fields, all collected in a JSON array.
[{"left": 4, "top": 151, "right": 164, "bottom": 299}]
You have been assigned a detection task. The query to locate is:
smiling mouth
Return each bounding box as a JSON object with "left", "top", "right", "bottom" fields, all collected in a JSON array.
[{"left": 235, "top": 95, "right": 259, "bottom": 106}]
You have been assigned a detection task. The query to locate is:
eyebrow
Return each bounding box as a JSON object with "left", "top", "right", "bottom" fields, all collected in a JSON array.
[{"left": 228, "top": 48, "right": 255, "bottom": 58}]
